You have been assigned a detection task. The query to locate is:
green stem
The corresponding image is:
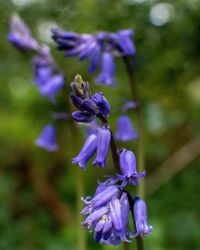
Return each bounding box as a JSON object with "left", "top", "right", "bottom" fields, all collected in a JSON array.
[
  {"left": 122, "top": 56, "right": 145, "bottom": 250},
  {"left": 122, "top": 56, "right": 145, "bottom": 199},
  {"left": 63, "top": 83, "right": 86, "bottom": 250}
]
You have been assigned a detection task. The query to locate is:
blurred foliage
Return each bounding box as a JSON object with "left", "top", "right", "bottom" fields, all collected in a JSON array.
[{"left": 0, "top": 0, "right": 200, "bottom": 250}]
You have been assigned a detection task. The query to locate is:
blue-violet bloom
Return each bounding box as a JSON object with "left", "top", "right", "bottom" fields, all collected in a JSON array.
[
  {"left": 35, "top": 124, "right": 58, "bottom": 152},
  {"left": 72, "top": 133, "right": 97, "bottom": 170},
  {"left": 133, "top": 196, "right": 153, "bottom": 238},
  {"left": 115, "top": 115, "right": 138, "bottom": 141},
  {"left": 93, "top": 126, "right": 111, "bottom": 167},
  {"left": 117, "top": 148, "right": 146, "bottom": 186},
  {"left": 8, "top": 14, "right": 38, "bottom": 52},
  {"left": 95, "top": 52, "right": 116, "bottom": 87}
]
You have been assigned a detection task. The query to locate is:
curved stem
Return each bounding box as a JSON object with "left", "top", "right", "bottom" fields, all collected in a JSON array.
[
  {"left": 122, "top": 56, "right": 145, "bottom": 199},
  {"left": 122, "top": 56, "right": 145, "bottom": 250},
  {"left": 64, "top": 83, "right": 86, "bottom": 250}
]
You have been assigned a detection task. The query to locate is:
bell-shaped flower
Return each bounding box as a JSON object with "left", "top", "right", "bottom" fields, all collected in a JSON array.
[
  {"left": 115, "top": 29, "right": 135, "bottom": 56},
  {"left": 81, "top": 184, "right": 120, "bottom": 215},
  {"left": 133, "top": 196, "right": 153, "bottom": 238},
  {"left": 35, "top": 124, "right": 58, "bottom": 152},
  {"left": 72, "top": 133, "right": 97, "bottom": 170},
  {"left": 39, "top": 74, "right": 64, "bottom": 102},
  {"left": 95, "top": 52, "right": 116, "bottom": 87},
  {"left": 91, "top": 92, "right": 110, "bottom": 118},
  {"left": 117, "top": 149, "right": 146, "bottom": 186},
  {"left": 8, "top": 14, "right": 38, "bottom": 52},
  {"left": 115, "top": 115, "right": 138, "bottom": 141},
  {"left": 32, "top": 48, "right": 64, "bottom": 102},
  {"left": 92, "top": 126, "right": 111, "bottom": 167},
  {"left": 109, "top": 194, "right": 130, "bottom": 242}
]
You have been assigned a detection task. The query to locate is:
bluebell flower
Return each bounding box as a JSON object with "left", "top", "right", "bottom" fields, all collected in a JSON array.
[
  {"left": 52, "top": 28, "right": 136, "bottom": 87},
  {"left": 32, "top": 47, "right": 64, "bottom": 102},
  {"left": 115, "top": 29, "right": 136, "bottom": 56},
  {"left": 115, "top": 115, "right": 138, "bottom": 141},
  {"left": 35, "top": 124, "right": 58, "bottom": 152},
  {"left": 91, "top": 92, "right": 110, "bottom": 118},
  {"left": 8, "top": 14, "right": 38, "bottom": 52},
  {"left": 70, "top": 76, "right": 110, "bottom": 122},
  {"left": 117, "top": 148, "right": 146, "bottom": 186},
  {"left": 95, "top": 52, "right": 116, "bottom": 87},
  {"left": 93, "top": 126, "right": 111, "bottom": 168},
  {"left": 133, "top": 196, "right": 153, "bottom": 238},
  {"left": 82, "top": 184, "right": 120, "bottom": 214},
  {"left": 82, "top": 182, "right": 131, "bottom": 245},
  {"left": 72, "top": 133, "right": 97, "bottom": 170}
]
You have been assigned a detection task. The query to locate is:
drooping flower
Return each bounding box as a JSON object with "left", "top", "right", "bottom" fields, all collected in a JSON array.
[
  {"left": 93, "top": 126, "right": 111, "bottom": 168},
  {"left": 133, "top": 196, "right": 153, "bottom": 238},
  {"left": 95, "top": 52, "right": 116, "bottom": 87},
  {"left": 82, "top": 181, "right": 131, "bottom": 245},
  {"left": 117, "top": 148, "right": 146, "bottom": 186},
  {"left": 51, "top": 28, "right": 136, "bottom": 86},
  {"left": 91, "top": 92, "right": 110, "bottom": 118},
  {"left": 35, "top": 124, "right": 58, "bottom": 152},
  {"left": 32, "top": 46, "right": 64, "bottom": 102},
  {"left": 72, "top": 133, "right": 97, "bottom": 170},
  {"left": 115, "top": 29, "right": 136, "bottom": 56},
  {"left": 8, "top": 14, "right": 38, "bottom": 52},
  {"left": 115, "top": 115, "right": 138, "bottom": 141}
]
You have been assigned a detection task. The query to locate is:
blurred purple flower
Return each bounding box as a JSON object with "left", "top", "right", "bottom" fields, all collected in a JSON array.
[
  {"left": 115, "top": 115, "right": 138, "bottom": 141},
  {"left": 117, "top": 148, "right": 146, "bottom": 186},
  {"left": 95, "top": 52, "right": 116, "bottom": 87},
  {"left": 33, "top": 46, "right": 64, "bottom": 102},
  {"left": 8, "top": 14, "right": 38, "bottom": 52},
  {"left": 51, "top": 28, "right": 136, "bottom": 87},
  {"left": 35, "top": 124, "right": 58, "bottom": 152}
]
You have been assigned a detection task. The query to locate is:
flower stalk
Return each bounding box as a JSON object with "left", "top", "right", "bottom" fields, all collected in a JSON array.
[{"left": 122, "top": 56, "right": 145, "bottom": 199}]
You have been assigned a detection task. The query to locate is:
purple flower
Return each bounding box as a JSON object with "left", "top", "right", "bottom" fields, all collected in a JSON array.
[
  {"left": 72, "top": 133, "right": 97, "bottom": 170},
  {"left": 35, "top": 124, "right": 58, "bottom": 152},
  {"left": 133, "top": 196, "right": 153, "bottom": 238},
  {"left": 82, "top": 183, "right": 131, "bottom": 245},
  {"left": 117, "top": 149, "right": 146, "bottom": 186},
  {"left": 115, "top": 29, "right": 136, "bottom": 56},
  {"left": 52, "top": 29, "right": 101, "bottom": 73},
  {"left": 72, "top": 111, "right": 95, "bottom": 123},
  {"left": 95, "top": 52, "right": 116, "bottom": 87},
  {"left": 8, "top": 14, "right": 38, "bottom": 52},
  {"left": 82, "top": 184, "right": 120, "bottom": 214},
  {"left": 93, "top": 126, "right": 111, "bottom": 168},
  {"left": 32, "top": 47, "right": 64, "bottom": 102},
  {"left": 91, "top": 92, "right": 110, "bottom": 118},
  {"left": 115, "top": 115, "right": 138, "bottom": 141},
  {"left": 109, "top": 194, "right": 130, "bottom": 242}
]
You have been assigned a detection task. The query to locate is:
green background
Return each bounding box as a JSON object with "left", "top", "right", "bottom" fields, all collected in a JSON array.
[{"left": 0, "top": 0, "right": 200, "bottom": 250}]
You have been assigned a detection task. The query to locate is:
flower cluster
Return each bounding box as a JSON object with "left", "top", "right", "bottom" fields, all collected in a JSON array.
[
  {"left": 8, "top": 15, "right": 66, "bottom": 151},
  {"left": 8, "top": 14, "right": 153, "bottom": 247},
  {"left": 81, "top": 178, "right": 152, "bottom": 245},
  {"left": 70, "top": 76, "right": 152, "bottom": 245},
  {"left": 51, "top": 28, "right": 136, "bottom": 86},
  {"left": 70, "top": 75, "right": 111, "bottom": 169}
]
